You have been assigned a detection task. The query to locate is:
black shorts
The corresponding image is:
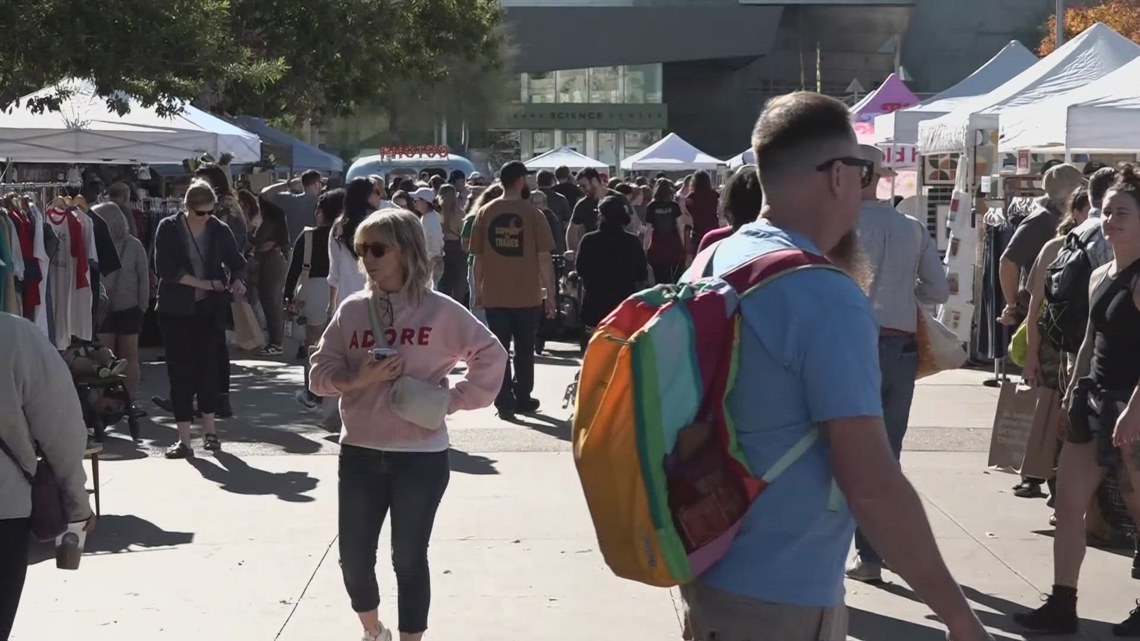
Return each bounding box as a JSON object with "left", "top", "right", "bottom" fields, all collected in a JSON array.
[
  {"left": 1068, "top": 378, "right": 1137, "bottom": 471},
  {"left": 98, "top": 307, "right": 144, "bottom": 335}
]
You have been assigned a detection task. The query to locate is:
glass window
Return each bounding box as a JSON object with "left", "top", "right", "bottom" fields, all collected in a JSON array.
[
  {"left": 623, "top": 130, "right": 659, "bottom": 158},
  {"left": 488, "top": 130, "right": 522, "bottom": 172},
  {"left": 597, "top": 131, "right": 618, "bottom": 168},
  {"left": 563, "top": 130, "right": 587, "bottom": 153},
  {"left": 512, "top": 74, "right": 525, "bottom": 103},
  {"left": 527, "top": 72, "right": 556, "bottom": 104},
  {"left": 557, "top": 69, "right": 588, "bottom": 104},
  {"left": 589, "top": 66, "right": 622, "bottom": 104},
  {"left": 624, "top": 64, "right": 663, "bottom": 104},
  {"left": 532, "top": 130, "right": 555, "bottom": 157}
]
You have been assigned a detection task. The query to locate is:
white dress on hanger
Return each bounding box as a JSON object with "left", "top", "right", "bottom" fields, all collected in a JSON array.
[
  {"left": 70, "top": 209, "right": 95, "bottom": 342},
  {"left": 45, "top": 208, "right": 75, "bottom": 349},
  {"left": 29, "top": 205, "right": 51, "bottom": 337}
]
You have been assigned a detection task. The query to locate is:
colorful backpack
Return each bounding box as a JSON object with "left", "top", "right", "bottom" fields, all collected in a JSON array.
[{"left": 571, "top": 246, "right": 839, "bottom": 587}]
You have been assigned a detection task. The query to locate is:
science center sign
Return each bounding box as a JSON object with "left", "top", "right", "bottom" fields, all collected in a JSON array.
[{"left": 497, "top": 104, "right": 669, "bottom": 130}]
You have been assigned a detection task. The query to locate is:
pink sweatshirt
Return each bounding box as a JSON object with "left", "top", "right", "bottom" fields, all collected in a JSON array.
[{"left": 309, "top": 289, "right": 507, "bottom": 452}]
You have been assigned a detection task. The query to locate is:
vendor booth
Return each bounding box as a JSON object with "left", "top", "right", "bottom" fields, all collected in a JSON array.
[
  {"left": 232, "top": 116, "right": 343, "bottom": 173},
  {"left": 525, "top": 146, "right": 608, "bottom": 172},
  {"left": 874, "top": 41, "right": 1037, "bottom": 146},
  {"left": 620, "top": 133, "right": 722, "bottom": 172},
  {"left": 999, "top": 55, "right": 1140, "bottom": 154},
  {"left": 850, "top": 73, "right": 918, "bottom": 145},
  {"left": 0, "top": 78, "right": 261, "bottom": 164}
]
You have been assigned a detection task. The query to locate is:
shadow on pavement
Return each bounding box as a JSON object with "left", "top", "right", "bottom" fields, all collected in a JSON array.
[
  {"left": 27, "top": 515, "right": 194, "bottom": 564},
  {"left": 187, "top": 451, "right": 319, "bottom": 503},
  {"left": 83, "top": 514, "right": 195, "bottom": 554},
  {"left": 449, "top": 448, "right": 498, "bottom": 475},
  {"left": 1030, "top": 528, "right": 1132, "bottom": 559},
  {"left": 501, "top": 412, "right": 570, "bottom": 442},
  {"left": 535, "top": 354, "right": 581, "bottom": 368}
]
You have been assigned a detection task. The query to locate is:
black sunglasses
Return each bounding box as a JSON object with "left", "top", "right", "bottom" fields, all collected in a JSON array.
[
  {"left": 816, "top": 156, "right": 875, "bottom": 188},
  {"left": 355, "top": 242, "right": 389, "bottom": 258}
]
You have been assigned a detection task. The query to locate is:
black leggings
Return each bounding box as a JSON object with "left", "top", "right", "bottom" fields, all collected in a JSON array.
[
  {"left": 650, "top": 261, "right": 684, "bottom": 286},
  {"left": 338, "top": 446, "right": 450, "bottom": 634},
  {"left": 0, "top": 518, "right": 30, "bottom": 639},
  {"left": 160, "top": 303, "right": 224, "bottom": 422}
]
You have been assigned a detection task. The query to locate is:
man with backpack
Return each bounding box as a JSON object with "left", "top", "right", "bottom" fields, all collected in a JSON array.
[{"left": 669, "top": 92, "right": 989, "bottom": 641}]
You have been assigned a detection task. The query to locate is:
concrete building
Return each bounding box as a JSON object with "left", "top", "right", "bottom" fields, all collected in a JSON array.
[{"left": 497, "top": 0, "right": 1054, "bottom": 163}]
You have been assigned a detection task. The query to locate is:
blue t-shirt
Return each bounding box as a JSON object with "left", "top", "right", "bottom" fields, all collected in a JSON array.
[{"left": 684, "top": 220, "right": 883, "bottom": 607}]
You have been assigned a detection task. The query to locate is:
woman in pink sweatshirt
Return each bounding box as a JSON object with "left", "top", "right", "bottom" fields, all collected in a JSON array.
[{"left": 309, "top": 208, "right": 506, "bottom": 641}]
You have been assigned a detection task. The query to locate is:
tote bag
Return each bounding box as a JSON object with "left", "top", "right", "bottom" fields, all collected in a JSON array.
[{"left": 916, "top": 308, "right": 968, "bottom": 379}]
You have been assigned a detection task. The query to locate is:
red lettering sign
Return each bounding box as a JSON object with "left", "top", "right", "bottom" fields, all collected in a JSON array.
[
  {"left": 350, "top": 327, "right": 434, "bottom": 350},
  {"left": 379, "top": 145, "right": 449, "bottom": 159}
]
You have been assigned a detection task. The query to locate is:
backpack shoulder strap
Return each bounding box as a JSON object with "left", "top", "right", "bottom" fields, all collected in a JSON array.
[{"left": 719, "top": 248, "right": 835, "bottom": 295}]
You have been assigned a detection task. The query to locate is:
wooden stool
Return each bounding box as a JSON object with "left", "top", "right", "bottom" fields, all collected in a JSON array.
[{"left": 85, "top": 443, "right": 103, "bottom": 516}]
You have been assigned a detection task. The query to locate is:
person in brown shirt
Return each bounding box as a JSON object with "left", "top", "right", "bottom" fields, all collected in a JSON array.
[{"left": 471, "top": 161, "right": 555, "bottom": 419}]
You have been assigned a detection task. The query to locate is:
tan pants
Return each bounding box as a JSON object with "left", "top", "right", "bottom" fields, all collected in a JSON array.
[{"left": 681, "top": 582, "right": 847, "bottom": 641}]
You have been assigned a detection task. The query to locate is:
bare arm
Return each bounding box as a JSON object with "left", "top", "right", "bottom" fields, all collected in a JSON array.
[
  {"left": 259, "top": 178, "right": 296, "bottom": 198},
  {"left": 999, "top": 258, "right": 1020, "bottom": 310},
  {"left": 539, "top": 251, "right": 555, "bottom": 297},
  {"left": 827, "top": 417, "right": 984, "bottom": 637},
  {"left": 1067, "top": 265, "right": 1111, "bottom": 400},
  {"left": 1024, "top": 239, "right": 1062, "bottom": 379},
  {"left": 567, "top": 223, "right": 584, "bottom": 253}
]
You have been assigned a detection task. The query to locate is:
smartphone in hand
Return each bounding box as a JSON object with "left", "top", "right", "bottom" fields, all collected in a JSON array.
[{"left": 371, "top": 347, "right": 398, "bottom": 361}]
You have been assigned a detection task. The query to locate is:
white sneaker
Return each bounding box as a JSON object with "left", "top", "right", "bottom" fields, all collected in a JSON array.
[
  {"left": 361, "top": 625, "right": 393, "bottom": 641},
  {"left": 845, "top": 557, "right": 883, "bottom": 583}
]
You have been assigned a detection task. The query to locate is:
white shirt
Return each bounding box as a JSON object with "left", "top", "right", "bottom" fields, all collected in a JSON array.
[
  {"left": 326, "top": 222, "right": 367, "bottom": 308},
  {"left": 421, "top": 210, "right": 444, "bottom": 259}
]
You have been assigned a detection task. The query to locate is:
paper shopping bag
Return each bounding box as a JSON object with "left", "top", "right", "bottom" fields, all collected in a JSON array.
[
  {"left": 987, "top": 381, "right": 1037, "bottom": 473},
  {"left": 231, "top": 300, "right": 266, "bottom": 351},
  {"left": 1020, "top": 388, "right": 1062, "bottom": 479},
  {"left": 916, "top": 308, "right": 968, "bottom": 379}
]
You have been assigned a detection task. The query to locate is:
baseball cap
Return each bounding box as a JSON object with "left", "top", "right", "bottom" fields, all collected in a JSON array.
[
  {"left": 499, "top": 161, "right": 530, "bottom": 185},
  {"left": 410, "top": 187, "right": 436, "bottom": 203},
  {"left": 858, "top": 144, "right": 897, "bottom": 178}
]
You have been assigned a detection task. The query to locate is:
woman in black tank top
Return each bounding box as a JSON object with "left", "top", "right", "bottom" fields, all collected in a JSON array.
[{"left": 1017, "top": 166, "right": 1140, "bottom": 636}]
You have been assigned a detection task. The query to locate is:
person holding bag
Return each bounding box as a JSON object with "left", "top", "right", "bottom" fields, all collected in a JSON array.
[
  {"left": 152, "top": 179, "right": 247, "bottom": 459},
  {"left": 309, "top": 208, "right": 506, "bottom": 641},
  {"left": 0, "top": 313, "right": 96, "bottom": 638}
]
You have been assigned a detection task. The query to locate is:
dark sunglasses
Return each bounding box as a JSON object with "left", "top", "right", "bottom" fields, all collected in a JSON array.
[
  {"left": 816, "top": 156, "right": 875, "bottom": 188},
  {"left": 191, "top": 209, "right": 213, "bottom": 217},
  {"left": 354, "top": 241, "right": 389, "bottom": 258}
]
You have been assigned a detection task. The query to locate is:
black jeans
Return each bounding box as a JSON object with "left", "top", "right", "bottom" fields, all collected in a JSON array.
[
  {"left": 160, "top": 302, "right": 224, "bottom": 422},
  {"left": 439, "top": 240, "right": 467, "bottom": 302},
  {"left": 0, "top": 518, "right": 31, "bottom": 639},
  {"left": 338, "top": 446, "right": 450, "bottom": 634},
  {"left": 484, "top": 306, "right": 542, "bottom": 411}
]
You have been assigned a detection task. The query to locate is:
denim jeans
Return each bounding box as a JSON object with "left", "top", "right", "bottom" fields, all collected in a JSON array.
[
  {"left": 484, "top": 306, "right": 542, "bottom": 412},
  {"left": 338, "top": 445, "right": 450, "bottom": 634},
  {"left": 854, "top": 335, "right": 918, "bottom": 566}
]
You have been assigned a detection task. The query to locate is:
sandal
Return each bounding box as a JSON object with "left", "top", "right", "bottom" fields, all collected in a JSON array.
[{"left": 203, "top": 433, "right": 221, "bottom": 451}]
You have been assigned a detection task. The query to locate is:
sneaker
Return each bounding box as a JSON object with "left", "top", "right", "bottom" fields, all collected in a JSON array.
[
  {"left": 1012, "top": 591, "right": 1078, "bottom": 634},
  {"left": 164, "top": 442, "right": 193, "bottom": 459},
  {"left": 295, "top": 390, "right": 319, "bottom": 411},
  {"left": 845, "top": 557, "right": 883, "bottom": 583},
  {"left": 1114, "top": 601, "right": 1140, "bottom": 637},
  {"left": 517, "top": 397, "right": 541, "bottom": 414},
  {"left": 361, "top": 624, "right": 393, "bottom": 641},
  {"left": 261, "top": 344, "right": 284, "bottom": 356},
  {"left": 130, "top": 402, "right": 148, "bottom": 419}
]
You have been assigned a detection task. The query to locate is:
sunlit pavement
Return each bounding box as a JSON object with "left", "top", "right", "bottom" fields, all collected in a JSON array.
[{"left": 12, "top": 350, "right": 1133, "bottom": 640}]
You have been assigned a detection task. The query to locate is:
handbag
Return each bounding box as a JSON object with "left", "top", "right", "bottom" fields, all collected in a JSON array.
[
  {"left": 293, "top": 228, "right": 315, "bottom": 313},
  {"left": 367, "top": 293, "right": 450, "bottom": 430},
  {"left": 916, "top": 307, "right": 968, "bottom": 379},
  {"left": 0, "top": 436, "right": 69, "bottom": 542}
]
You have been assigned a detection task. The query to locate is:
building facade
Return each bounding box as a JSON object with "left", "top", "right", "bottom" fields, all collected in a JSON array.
[{"left": 499, "top": 0, "right": 1053, "bottom": 163}]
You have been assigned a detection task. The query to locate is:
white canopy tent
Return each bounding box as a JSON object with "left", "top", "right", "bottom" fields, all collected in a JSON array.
[
  {"left": 918, "top": 23, "right": 1140, "bottom": 155},
  {"left": 525, "top": 146, "right": 608, "bottom": 171},
  {"left": 0, "top": 79, "right": 262, "bottom": 164},
  {"left": 874, "top": 41, "right": 1037, "bottom": 145},
  {"left": 621, "top": 133, "right": 723, "bottom": 171},
  {"left": 1000, "top": 55, "right": 1140, "bottom": 153},
  {"left": 726, "top": 149, "right": 753, "bottom": 170}
]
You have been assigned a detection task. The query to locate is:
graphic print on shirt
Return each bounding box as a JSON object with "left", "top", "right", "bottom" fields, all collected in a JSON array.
[
  {"left": 348, "top": 326, "right": 435, "bottom": 349},
  {"left": 486, "top": 212, "right": 525, "bottom": 257}
]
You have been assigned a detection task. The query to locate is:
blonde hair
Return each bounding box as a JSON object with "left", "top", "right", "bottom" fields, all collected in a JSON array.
[
  {"left": 354, "top": 208, "right": 432, "bottom": 306},
  {"left": 184, "top": 178, "right": 217, "bottom": 212}
]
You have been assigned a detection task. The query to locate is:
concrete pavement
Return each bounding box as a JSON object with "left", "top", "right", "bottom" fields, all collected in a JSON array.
[{"left": 11, "top": 349, "right": 1139, "bottom": 640}]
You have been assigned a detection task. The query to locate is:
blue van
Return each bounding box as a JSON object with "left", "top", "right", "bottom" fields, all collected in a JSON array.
[{"left": 347, "top": 149, "right": 477, "bottom": 182}]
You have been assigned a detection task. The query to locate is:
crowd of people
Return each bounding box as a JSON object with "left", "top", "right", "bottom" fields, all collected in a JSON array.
[{"left": 9, "top": 81, "right": 1140, "bottom": 640}]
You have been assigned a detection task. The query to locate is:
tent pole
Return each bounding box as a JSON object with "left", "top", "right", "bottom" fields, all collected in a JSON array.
[{"left": 1055, "top": 0, "right": 1065, "bottom": 49}]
